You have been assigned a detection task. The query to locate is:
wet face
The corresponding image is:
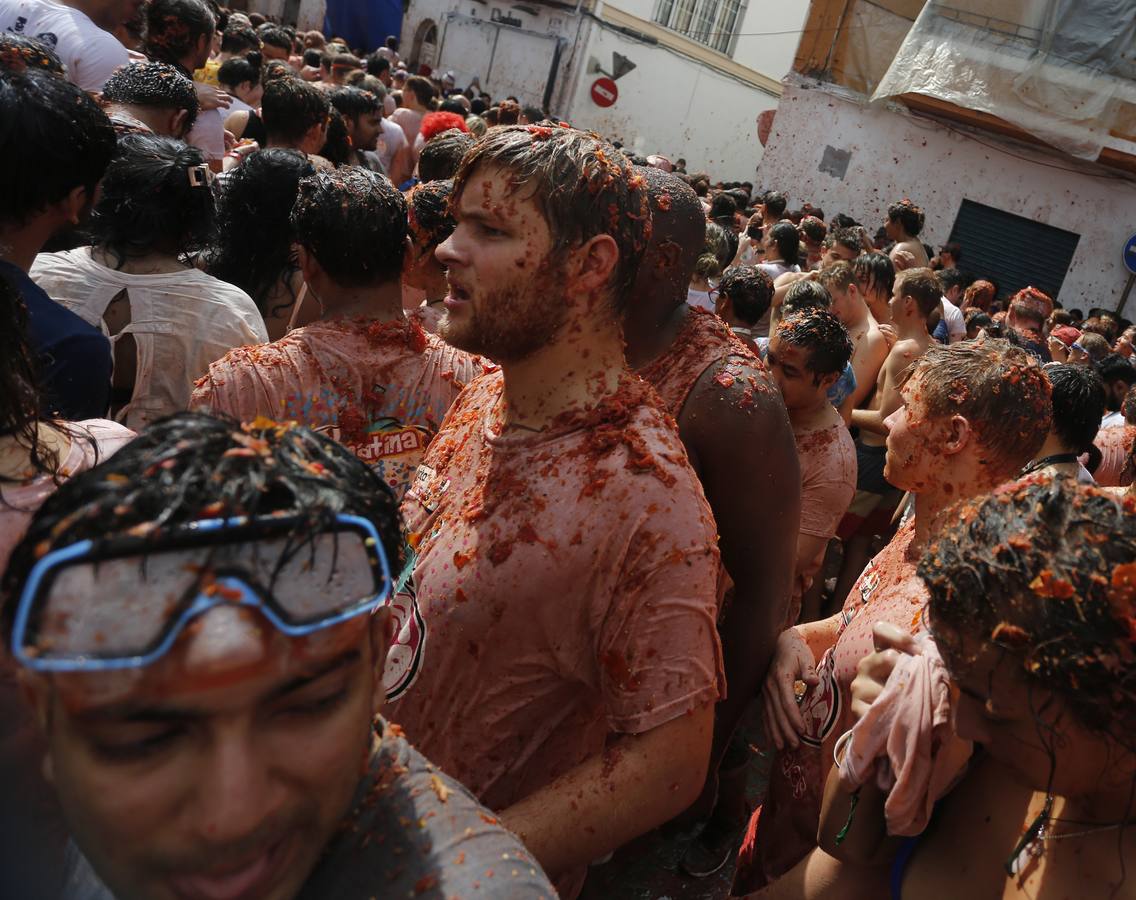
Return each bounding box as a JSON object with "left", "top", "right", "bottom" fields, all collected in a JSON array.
[
  {"left": 821, "top": 244, "right": 857, "bottom": 268},
  {"left": 884, "top": 216, "right": 901, "bottom": 241},
  {"left": 767, "top": 334, "right": 831, "bottom": 412},
  {"left": 942, "top": 638, "right": 1126, "bottom": 799},
  {"left": 888, "top": 277, "right": 910, "bottom": 322},
  {"left": 350, "top": 111, "right": 382, "bottom": 152},
  {"left": 30, "top": 584, "right": 390, "bottom": 900},
  {"left": 883, "top": 375, "right": 945, "bottom": 492},
  {"left": 827, "top": 283, "right": 855, "bottom": 324},
  {"left": 436, "top": 164, "right": 568, "bottom": 362}
]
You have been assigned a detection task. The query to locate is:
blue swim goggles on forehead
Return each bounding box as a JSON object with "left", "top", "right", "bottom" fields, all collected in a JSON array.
[{"left": 11, "top": 513, "right": 392, "bottom": 673}]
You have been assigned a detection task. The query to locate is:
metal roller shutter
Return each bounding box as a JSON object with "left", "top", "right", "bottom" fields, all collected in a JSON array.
[{"left": 947, "top": 199, "right": 1080, "bottom": 302}]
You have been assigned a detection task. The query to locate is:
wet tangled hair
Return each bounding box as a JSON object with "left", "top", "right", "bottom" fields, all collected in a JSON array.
[
  {"left": 908, "top": 338, "right": 1052, "bottom": 479},
  {"left": 1, "top": 413, "right": 406, "bottom": 643},
  {"left": 102, "top": 61, "right": 200, "bottom": 130},
  {"left": 718, "top": 265, "right": 774, "bottom": 327},
  {"left": 766, "top": 221, "right": 800, "bottom": 267},
  {"left": 783, "top": 280, "right": 831, "bottom": 316},
  {"left": 0, "top": 32, "right": 64, "bottom": 75},
  {"left": 887, "top": 198, "right": 924, "bottom": 236},
  {"left": 90, "top": 133, "right": 216, "bottom": 264},
  {"left": 923, "top": 479, "right": 1136, "bottom": 745},
  {"left": 291, "top": 167, "right": 407, "bottom": 286},
  {"left": 896, "top": 267, "right": 943, "bottom": 319},
  {"left": 452, "top": 125, "right": 652, "bottom": 309},
  {"left": 694, "top": 222, "right": 732, "bottom": 281},
  {"left": 776, "top": 308, "right": 853, "bottom": 378},
  {"left": 407, "top": 179, "right": 455, "bottom": 251},
  {"left": 962, "top": 279, "right": 996, "bottom": 311},
  {"left": 0, "top": 272, "right": 54, "bottom": 484},
  {"left": 206, "top": 148, "right": 313, "bottom": 312},
  {"left": 1045, "top": 363, "right": 1105, "bottom": 454}
]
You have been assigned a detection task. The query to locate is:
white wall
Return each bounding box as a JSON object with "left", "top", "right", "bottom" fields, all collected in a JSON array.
[
  {"left": 401, "top": 0, "right": 807, "bottom": 181},
  {"left": 758, "top": 77, "right": 1136, "bottom": 313},
  {"left": 245, "top": 0, "right": 325, "bottom": 31},
  {"left": 563, "top": 22, "right": 779, "bottom": 181}
]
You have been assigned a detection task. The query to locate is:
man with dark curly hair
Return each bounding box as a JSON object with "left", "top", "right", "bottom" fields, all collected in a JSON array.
[
  {"left": 100, "top": 60, "right": 199, "bottom": 138},
  {"left": 193, "top": 168, "right": 483, "bottom": 501},
  {"left": 885, "top": 198, "right": 929, "bottom": 269}
]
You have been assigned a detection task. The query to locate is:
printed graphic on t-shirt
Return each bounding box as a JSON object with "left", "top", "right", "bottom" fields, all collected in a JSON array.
[
  {"left": 383, "top": 577, "right": 426, "bottom": 700},
  {"left": 9, "top": 15, "right": 57, "bottom": 46},
  {"left": 798, "top": 647, "right": 842, "bottom": 747}
]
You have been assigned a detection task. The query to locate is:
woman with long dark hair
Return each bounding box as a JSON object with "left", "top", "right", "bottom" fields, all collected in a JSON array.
[
  {"left": 29, "top": 134, "right": 268, "bottom": 429},
  {"left": 206, "top": 148, "right": 314, "bottom": 340}
]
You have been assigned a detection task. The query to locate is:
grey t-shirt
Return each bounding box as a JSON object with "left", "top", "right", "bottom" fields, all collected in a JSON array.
[{"left": 63, "top": 721, "right": 554, "bottom": 899}]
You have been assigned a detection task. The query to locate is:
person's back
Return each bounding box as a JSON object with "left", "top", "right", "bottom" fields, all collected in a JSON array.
[
  {"left": 193, "top": 167, "right": 482, "bottom": 500},
  {"left": 31, "top": 134, "right": 267, "bottom": 429},
  {"left": 0, "top": 0, "right": 129, "bottom": 90},
  {"left": 885, "top": 199, "right": 929, "bottom": 269}
]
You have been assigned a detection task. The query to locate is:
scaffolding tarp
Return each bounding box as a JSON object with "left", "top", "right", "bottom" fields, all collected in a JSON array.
[{"left": 870, "top": 0, "right": 1136, "bottom": 159}]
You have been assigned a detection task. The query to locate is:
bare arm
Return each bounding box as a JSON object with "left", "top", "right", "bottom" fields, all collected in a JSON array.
[
  {"left": 848, "top": 331, "right": 888, "bottom": 410},
  {"left": 850, "top": 345, "right": 907, "bottom": 436},
  {"left": 795, "top": 531, "right": 831, "bottom": 599},
  {"left": 498, "top": 703, "right": 713, "bottom": 878},
  {"left": 683, "top": 360, "right": 800, "bottom": 767}
]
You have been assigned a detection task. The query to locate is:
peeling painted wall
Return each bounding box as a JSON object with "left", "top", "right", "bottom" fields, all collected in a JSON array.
[{"left": 759, "top": 77, "right": 1136, "bottom": 313}]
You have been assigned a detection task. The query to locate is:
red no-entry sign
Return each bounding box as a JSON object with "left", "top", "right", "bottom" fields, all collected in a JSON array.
[{"left": 590, "top": 77, "right": 618, "bottom": 108}]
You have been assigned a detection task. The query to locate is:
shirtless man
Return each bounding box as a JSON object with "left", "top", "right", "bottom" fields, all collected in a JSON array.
[
  {"left": 853, "top": 251, "right": 897, "bottom": 328},
  {"left": 884, "top": 199, "right": 929, "bottom": 269},
  {"left": 834, "top": 268, "right": 939, "bottom": 609},
  {"left": 624, "top": 166, "right": 800, "bottom": 874},
  {"left": 819, "top": 261, "right": 888, "bottom": 410}
]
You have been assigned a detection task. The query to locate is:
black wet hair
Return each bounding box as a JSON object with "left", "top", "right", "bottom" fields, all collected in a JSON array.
[
  {"left": 798, "top": 215, "right": 826, "bottom": 244},
  {"left": 709, "top": 192, "right": 737, "bottom": 222},
  {"left": 318, "top": 109, "right": 353, "bottom": 166},
  {"left": 102, "top": 61, "right": 200, "bottom": 131},
  {"left": 0, "top": 69, "right": 116, "bottom": 228},
  {"left": 776, "top": 308, "right": 853, "bottom": 379},
  {"left": 1, "top": 412, "right": 406, "bottom": 644},
  {"left": 783, "top": 280, "right": 831, "bottom": 316},
  {"left": 718, "top": 265, "right": 773, "bottom": 327},
  {"left": 1045, "top": 363, "right": 1105, "bottom": 454},
  {"left": 853, "top": 251, "right": 896, "bottom": 297},
  {"left": 896, "top": 268, "right": 943, "bottom": 319},
  {"left": 221, "top": 24, "right": 260, "bottom": 55},
  {"left": 145, "top": 0, "right": 216, "bottom": 69},
  {"left": 887, "top": 198, "right": 925, "bottom": 236},
  {"left": 365, "top": 52, "right": 390, "bottom": 76},
  {"left": 762, "top": 190, "right": 787, "bottom": 217},
  {"left": 937, "top": 266, "right": 968, "bottom": 293},
  {"left": 261, "top": 76, "right": 330, "bottom": 143},
  {"left": 328, "top": 85, "right": 380, "bottom": 121},
  {"left": 522, "top": 104, "right": 544, "bottom": 123},
  {"left": 303, "top": 48, "right": 322, "bottom": 68},
  {"left": 217, "top": 56, "right": 261, "bottom": 92},
  {"left": 418, "top": 129, "right": 474, "bottom": 182},
  {"left": 0, "top": 32, "right": 64, "bottom": 74},
  {"left": 259, "top": 25, "right": 293, "bottom": 53},
  {"left": 830, "top": 212, "right": 859, "bottom": 229},
  {"left": 207, "top": 149, "right": 313, "bottom": 314},
  {"left": 407, "top": 179, "right": 455, "bottom": 251},
  {"left": 939, "top": 241, "right": 962, "bottom": 261},
  {"left": 923, "top": 479, "right": 1136, "bottom": 746},
  {"left": 767, "top": 221, "right": 800, "bottom": 267},
  {"left": 89, "top": 134, "right": 216, "bottom": 265},
  {"left": 291, "top": 167, "right": 407, "bottom": 286}
]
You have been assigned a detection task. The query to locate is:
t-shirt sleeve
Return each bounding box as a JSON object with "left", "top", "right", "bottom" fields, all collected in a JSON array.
[
  {"left": 187, "top": 108, "right": 227, "bottom": 162},
  {"left": 597, "top": 510, "right": 725, "bottom": 734},
  {"left": 72, "top": 32, "right": 129, "bottom": 92},
  {"left": 41, "top": 332, "right": 112, "bottom": 421}
]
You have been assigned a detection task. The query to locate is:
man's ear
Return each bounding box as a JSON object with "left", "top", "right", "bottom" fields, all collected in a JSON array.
[
  {"left": 401, "top": 235, "right": 415, "bottom": 277},
  {"left": 57, "top": 185, "right": 90, "bottom": 226},
  {"left": 943, "top": 413, "right": 972, "bottom": 456},
  {"left": 296, "top": 243, "right": 321, "bottom": 285},
  {"left": 818, "top": 370, "right": 840, "bottom": 393},
  {"left": 565, "top": 233, "right": 619, "bottom": 299},
  {"left": 170, "top": 108, "right": 191, "bottom": 139}
]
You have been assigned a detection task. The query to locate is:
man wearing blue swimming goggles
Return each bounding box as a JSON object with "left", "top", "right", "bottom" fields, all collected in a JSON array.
[{"left": 2, "top": 412, "right": 553, "bottom": 900}]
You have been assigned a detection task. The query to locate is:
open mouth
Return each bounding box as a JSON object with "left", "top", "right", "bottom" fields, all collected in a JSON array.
[
  {"left": 167, "top": 834, "right": 290, "bottom": 900},
  {"left": 445, "top": 282, "right": 472, "bottom": 308}
]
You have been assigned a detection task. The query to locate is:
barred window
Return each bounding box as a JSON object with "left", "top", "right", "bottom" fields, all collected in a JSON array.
[{"left": 653, "top": 0, "right": 747, "bottom": 55}]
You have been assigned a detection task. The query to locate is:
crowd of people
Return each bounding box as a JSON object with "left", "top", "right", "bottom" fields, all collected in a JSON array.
[{"left": 1, "top": 2, "right": 1135, "bottom": 899}]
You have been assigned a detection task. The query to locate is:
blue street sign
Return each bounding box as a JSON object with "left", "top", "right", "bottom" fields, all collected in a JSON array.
[{"left": 1125, "top": 233, "right": 1136, "bottom": 275}]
